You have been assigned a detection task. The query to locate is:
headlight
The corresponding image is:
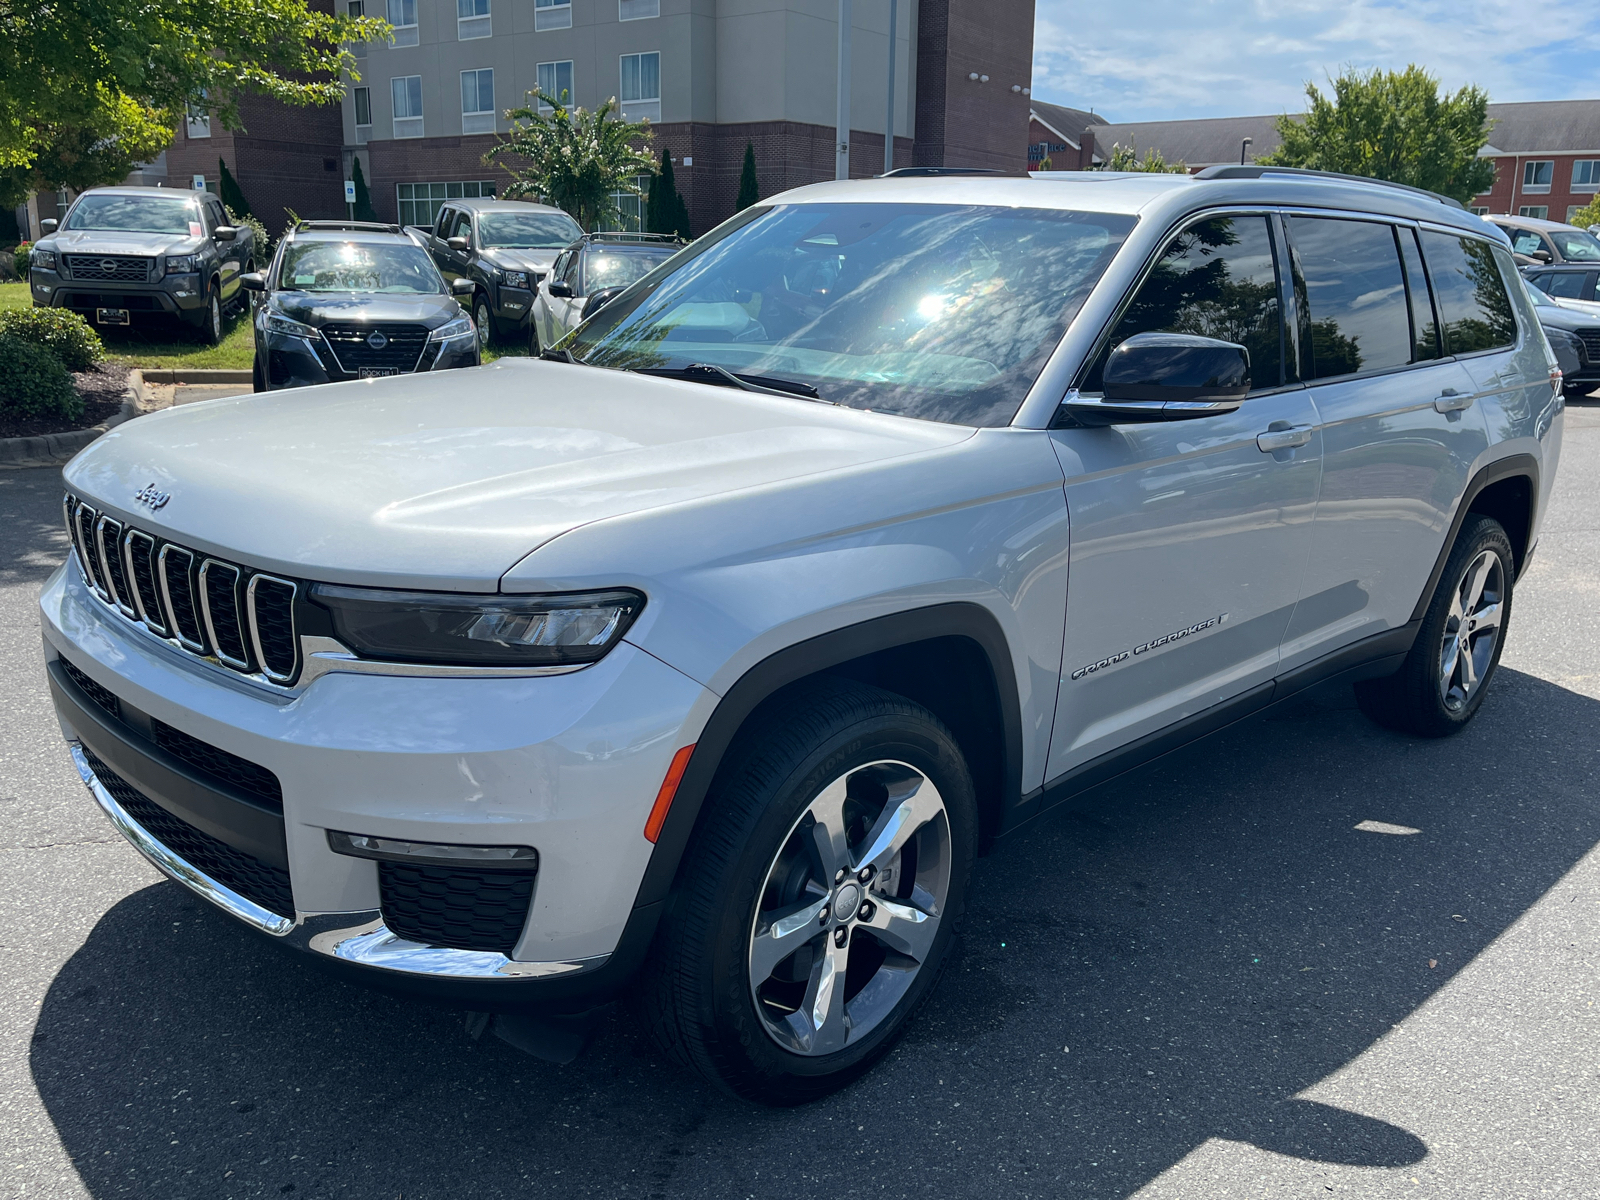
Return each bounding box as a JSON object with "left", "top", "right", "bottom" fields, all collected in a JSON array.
[
  {"left": 429, "top": 315, "right": 475, "bottom": 342},
  {"left": 265, "top": 312, "right": 320, "bottom": 338},
  {"left": 30, "top": 248, "right": 56, "bottom": 270},
  {"left": 502, "top": 270, "right": 529, "bottom": 290},
  {"left": 308, "top": 585, "right": 645, "bottom": 666},
  {"left": 166, "top": 254, "right": 198, "bottom": 273}
]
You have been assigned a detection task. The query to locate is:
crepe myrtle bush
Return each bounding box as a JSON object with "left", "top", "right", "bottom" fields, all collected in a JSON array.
[
  {"left": 0, "top": 306, "right": 104, "bottom": 371},
  {"left": 0, "top": 333, "right": 83, "bottom": 421}
]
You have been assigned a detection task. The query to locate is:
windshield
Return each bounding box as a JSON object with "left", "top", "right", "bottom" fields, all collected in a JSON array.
[
  {"left": 65, "top": 195, "right": 200, "bottom": 236},
  {"left": 586, "top": 248, "right": 677, "bottom": 291},
  {"left": 1549, "top": 228, "right": 1600, "bottom": 262},
  {"left": 479, "top": 212, "right": 583, "bottom": 249},
  {"left": 278, "top": 241, "right": 444, "bottom": 294},
  {"left": 568, "top": 203, "right": 1136, "bottom": 426}
]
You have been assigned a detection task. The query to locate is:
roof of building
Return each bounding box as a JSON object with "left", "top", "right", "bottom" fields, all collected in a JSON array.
[
  {"left": 1029, "top": 100, "right": 1107, "bottom": 152},
  {"left": 1084, "top": 113, "right": 1289, "bottom": 168},
  {"left": 1478, "top": 100, "right": 1600, "bottom": 154}
]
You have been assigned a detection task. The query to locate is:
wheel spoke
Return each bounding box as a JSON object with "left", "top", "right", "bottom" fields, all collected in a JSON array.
[
  {"left": 1439, "top": 632, "right": 1462, "bottom": 701},
  {"left": 1461, "top": 553, "right": 1493, "bottom": 612},
  {"left": 750, "top": 896, "right": 828, "bottom": 982},
  {"left": 861, "top": 894, "right": 939, "bottom": 963},
  {"left": 856, "top": 775, "right": 944, "bottom": 874},
  {"left": 1472, "top": 600, "right": 1502, "bottom": 631},
  {"left": 1459, "top": 634, "right": 1480, "bottom": 692},
  {"left": 805, "top": 777, "right": 852, "bottom": 879},
  {"left": 802, "top": 938, "right": 852, "bottom": 1054}
]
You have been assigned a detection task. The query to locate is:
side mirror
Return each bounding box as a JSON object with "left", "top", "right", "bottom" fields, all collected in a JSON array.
[
  {"left": 214, "top": 225, "right": 238, "bottom": 242},
  {"left": 547, "top": 280, "right": 574, "bottom": 298},
  {"left": 447, "top": 236, "right": 470, "bottom": 251},
  {"left": 239, "top": 272, "right": 266, "bottom": 292},
  {"left": 1063, "top": 332, "right": 1251, "bottom": 425},
  {"left": 1531, "top": 248, "right": 1552, "bottom": 264},
  {"left": 40, "top": 218, "right": 58, "bottom": 233},
  {"left": 582, "top": 286, "right": 625, "bottom": 319},
  {"left": 450, "top": 276, "right": 476, "bottom": 296}
]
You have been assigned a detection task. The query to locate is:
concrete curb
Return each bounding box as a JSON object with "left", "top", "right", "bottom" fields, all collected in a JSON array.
[
  {"left": 138, "top": 368, "right": 253, "bottom": 385},
  {"left": 0, "top": 369, "right": 144, "bottom": 470}
]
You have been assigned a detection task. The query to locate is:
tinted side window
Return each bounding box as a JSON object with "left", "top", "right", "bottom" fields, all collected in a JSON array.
[
  {"left": 1502, "top": 227, "right": 1544, "bottom": 258},
  {"left": 1091, "top": 215, "right": 1281, "bottom": 390},
  {"left": 561, "top": 250, "right": 581, "bottom": 286},
  {"left": 1396, "top": 227, "right": 1440, "bottom": 362},
  {"left": 435, "top": 207, "right": 455, "bottom": 238},
  {"left": 1538, "top": 271, "right": 1587, "bottom": 299},
  {"left": 1288, "top": 217, "right": 1412, "bottom": 379},
  {"left": 1420, "top": 232, "right": 1518, "bottom": 355}
]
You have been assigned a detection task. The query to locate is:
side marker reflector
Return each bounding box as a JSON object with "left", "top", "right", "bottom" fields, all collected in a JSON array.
[{"left": 644, "top": 744, "right": 695, "bottom": 844}]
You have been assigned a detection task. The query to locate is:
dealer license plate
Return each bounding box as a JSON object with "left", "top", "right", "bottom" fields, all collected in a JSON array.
[
  {"left": 358, "top": 367, "right": 400, "bottom": 379},
  {"left": 96, "top": 308, "right": 130, "bottom": 326}
]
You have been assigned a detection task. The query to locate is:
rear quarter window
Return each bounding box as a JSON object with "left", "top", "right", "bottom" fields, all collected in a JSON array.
[
  {"left": 1288, "top": 216, "right": 1413, "bottom": 379},
  {"left": 1419, "top": 232, "right": 1518, "bottom": 355}
]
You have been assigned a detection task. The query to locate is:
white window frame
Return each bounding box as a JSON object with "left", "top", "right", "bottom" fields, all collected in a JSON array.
[
  {"left": 1469, "top": 206, "right": 1489, "bottom": 217},
  {"left": 185, "top": 104, "right": 211, "bottom": 139},
  {"left": 457, "top": 0, "right": 491, "bottom": 40},
  {"left": 1517, "top": 205, "right": 1549, "bottom": 219},
  {"left": 1572, "top": 160, "right": 1600, "bottom": 193},
  {"left": 537, "top": 61, "right": 574, "bottom": 112},
  {"left": 619, "top": 0, "right": 659, "bottom": 19},
  {"left": 1567, "top": 206, "right": 1591, "bottom": 223},
  {"left": 619, "top": 51, "right": 660, "bottom": 124},
  {"left": 396, "top": 180, "right": 497, "bottom": 229},
  {"left": 348, "top": 0, "right": 368, "bottom": 57},
  {"left": 534, "top": 0, "right": 571, "bottom": 31},
  {"left": 353, "top": 86, "right": 373, "bottom": 144},
  {"left": 386, "top": 0, "right": 419, "bottom": 47},
  {"left": 1522, "top": 160, "right": 1554, "bottom": 194},
  {"left": 392, "top": 75, "right": 424, "bottom": 139},
  {"left": 461, "top": 68, "right": 495, "bottom": 135}
]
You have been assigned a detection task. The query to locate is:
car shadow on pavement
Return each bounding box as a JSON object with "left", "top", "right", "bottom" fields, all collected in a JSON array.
[{"left": 28, "top": 665, "right": 1600, "bottom": 1198}]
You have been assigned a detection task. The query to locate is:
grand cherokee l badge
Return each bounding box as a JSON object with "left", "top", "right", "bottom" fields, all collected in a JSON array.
[
  {"left": 132, "top": 483, "right": 171, "bottom": 511},
  {"left": 1070, "top": 613, "right": 1229, "bottom": 681}
]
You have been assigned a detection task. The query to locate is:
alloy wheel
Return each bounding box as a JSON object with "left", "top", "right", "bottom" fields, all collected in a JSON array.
[
  {"left": 208, "top": 294, "right": 221, "bottom": 341},
  {"left": 475, "top": 300, "right": 491, "bottom": 348},
  {"left": 747, "top": 760, "right": 951, "bottom": 1057},
  {"left": 1439, "top": 548, "right": 1504, "bottom": 712}
]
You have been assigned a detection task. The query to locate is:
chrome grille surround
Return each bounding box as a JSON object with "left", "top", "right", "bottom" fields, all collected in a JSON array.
[{"left": 64, "top": 493, "right": 302, "bottom": 688}]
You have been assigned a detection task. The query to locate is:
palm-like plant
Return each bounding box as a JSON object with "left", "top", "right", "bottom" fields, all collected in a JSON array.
[{"left": 486, "top": 91, "right": 656, "bottom": 231}]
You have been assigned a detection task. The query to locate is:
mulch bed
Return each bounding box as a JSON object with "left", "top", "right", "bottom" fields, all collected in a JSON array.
[{"left": 0, "top": 363, "right": 127, "bottom": 439}]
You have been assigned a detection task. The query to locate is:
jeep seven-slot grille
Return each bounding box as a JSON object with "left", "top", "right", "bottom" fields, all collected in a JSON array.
[
  {"left": 64, "top": 493, "right": 302, "bottom": 685},
  {"left": 63, "top": 254, "right": 154, "bottom": 283},
  {"left": 318, "top": 323, "right": 430, "bottom": 373}
]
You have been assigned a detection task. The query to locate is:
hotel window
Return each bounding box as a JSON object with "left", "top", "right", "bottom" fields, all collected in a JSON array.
[
  {"left": 457, "top": 0, "right": 491, "bottom": 40},
  {"left": 535, "top": 0, "right": 571, "bottom": 31},
  {"left": 537, "top": 61, "right": 574, "bottom": 111},
  {"left": 461, "top": 68, "right": 495, "bottom": 134},
  {"left": 391, "top": 75, "right": 423, "bottom": 139},
  {"left": 386, "top": 0, "right": 418, "bottom": 47},
  {"left": 185, "top": 103, "right": 211, "bottom": 139},
  {"left": 619, "top": 52, "right": 660, "bottom": 124},
  {"left": 348, "top": 0, "right": 367, "bottom": 57},
  {"left": 1522, "top": 160, "right": 1553, "bottom": 194},
  {"left": 1573, "top": 160, "right": 1600, "bottom": 192},
  {"left": 1469, "top": 206, "right": 1489, "bottom": 216},
  {"left": 619, "top": 0, "right": 659, "bottom": 18},
  {"left": 353, "top": 86, "right": 372, "bottom": 144},
  {"left": 397, "top": 180, "right": 496, "bottom": 228},
  {"left": 1517, "top": 205, "right": 1549, "bottom": 219},
  {"left": 597, "top": 174, "right": 652, "bottom": 231}
]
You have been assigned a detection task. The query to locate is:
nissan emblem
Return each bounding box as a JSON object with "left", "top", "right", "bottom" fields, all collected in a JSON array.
[{"left": 367, "top": 331, "right": 388, "bottom": 349}]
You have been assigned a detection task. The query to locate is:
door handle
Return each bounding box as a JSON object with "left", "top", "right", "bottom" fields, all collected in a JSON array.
[
  {"left": 1434, "top": 389, "right": 1475, "bottom": 413},
  {"left": 1256, "top": 425, "right": 1313, "bottom": 452}
]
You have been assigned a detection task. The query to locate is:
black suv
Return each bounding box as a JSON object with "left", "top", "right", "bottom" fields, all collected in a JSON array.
[
  {"left": 243, "top": 221, "right": 479, "bottom": 392},
  {"left": 423, "top": 198, "right": 583, "bottom": 348},
  {"left": 1523, "top": 263, "right": 1598, "bottom": 303}
]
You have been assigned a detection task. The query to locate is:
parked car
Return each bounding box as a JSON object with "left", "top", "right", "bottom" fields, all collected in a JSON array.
[
  {"left": 26, "top": 186, "right": 255, "bottom": 344},
  {"left": 530, "top": 232, "right": 682, "bottom": 352},
  {"left": 1523, "top": 262, "right": 1597, "bottom": 302},
  {"left": 1488, "top": 213, "right": 1600, "bottom": 267},
  {"left": 44, "top": 168, "right": 1562, "bottom": 1105},
  {"left": 423, "top": 198, "right": 583, "bottom": 348},
  {"left": 1526, "top": 282, "right": 1599, "bottom": 398},
  {"left": 242, "top": 220, "right": 479, "bottom": 392}
]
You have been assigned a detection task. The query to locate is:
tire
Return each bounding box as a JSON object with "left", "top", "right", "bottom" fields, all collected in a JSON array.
[
  {"left": 528, "top": 316, "right": 541, "bottom": 357},
  {"left": 474, "top": 295, "right": 494, "bottom": 349},
  {"left": 194, "top": 285, "right": 223, "bottom": 346},
  {"left": 1354, "top": 514, "right": 1514, "bottom": 737},
  {"left": 640, "top": 678, "right": 978, "bottom": 1105}
]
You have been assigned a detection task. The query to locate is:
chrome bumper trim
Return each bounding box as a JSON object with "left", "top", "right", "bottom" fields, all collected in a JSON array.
[
  {"left": 297, "top": 914, "right": 608, "bottom": 980},
  {"left": 70, "top": 741, "right": 295, "bottom": 937}
]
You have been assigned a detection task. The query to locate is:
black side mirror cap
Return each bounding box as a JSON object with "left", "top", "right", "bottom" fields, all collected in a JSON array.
[
  {"left": 547, "top": 280, "right": 574, "bottom": 298},
  {"left": 582, "top": 286, "right": 625, "bottom": 318},
  {"left": 447, "top": 236, "right": 470, "bottom": 251},
  {"left": 239, "top": 272, "right": 266, "bottom": 291},
  {"left": 1531, "top": 249, "right": 1552, "bottom": 263},
  {"left": 1062, "top": 332, "right": 1251, "bottom": 425},
  {"left": 450, "top": 276, "right": 476, "bottom": 295},
  {"left": 39, "top": 218, "right": 58, "bottom": 233},
  {"left": 214, "top": 225, "right": 238, "bottom": 242}
]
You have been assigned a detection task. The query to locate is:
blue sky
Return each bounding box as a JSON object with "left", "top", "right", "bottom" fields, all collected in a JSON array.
[{"left": 1032, "top": 0, "right": 1600, "bottom": 123}]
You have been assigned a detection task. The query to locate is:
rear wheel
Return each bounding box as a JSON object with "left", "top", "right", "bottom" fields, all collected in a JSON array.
[
  {"left": 1355, "top": 514, "right": 1514, "bottom": 737},
  {"left": 641, "top": 679, "right": 976, "bottom": 1105}
]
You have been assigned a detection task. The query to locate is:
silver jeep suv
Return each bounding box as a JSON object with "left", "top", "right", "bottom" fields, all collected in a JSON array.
[{"left": 41, "top": 167, "right": 1563, "bottom": 1104}]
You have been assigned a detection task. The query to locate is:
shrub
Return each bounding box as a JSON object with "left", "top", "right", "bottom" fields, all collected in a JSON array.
[
  {"left": 0, "top": 307, "right": 104, "bottom": 371},
  {"left": 226, "top": 206, "right": 272, "bottom": 263},
  {"left": 0, "top": 333, "right": 83, "bottom": 422},
  {"left": 14, "top": 241, "right": 31, "bottom": 278}
]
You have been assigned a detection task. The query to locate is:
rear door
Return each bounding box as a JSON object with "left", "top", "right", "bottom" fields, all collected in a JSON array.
[{"left": 1278, "top": 216, "right": 1488, "bottom": 668}]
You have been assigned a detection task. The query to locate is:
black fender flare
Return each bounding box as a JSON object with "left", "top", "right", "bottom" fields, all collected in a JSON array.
[{"left": 1409, "top": 453, "right": 1539, "bottom": 623}]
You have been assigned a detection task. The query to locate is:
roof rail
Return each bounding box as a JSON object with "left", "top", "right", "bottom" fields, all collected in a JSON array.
[
  {"left": 1193, "top": 165, "right": 1466, "bottom": 210},
  {"left": 294, "top": 219, "right": 405, "bottom": 234},
  {"left": 879, "top": 166, "right": 1004, "bottom": 178},
  {"left": 581, "top": 231, "right": 684, "bottom": 244}
]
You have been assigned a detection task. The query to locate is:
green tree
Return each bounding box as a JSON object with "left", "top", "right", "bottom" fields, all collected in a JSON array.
[
  {"left": 487, "top": 91, "right": 655, "bottom": 231},
  {"left": 218, "top": 157, "right": 252, "bottom": 217},
  {"left": 1569, "top": 197, "right": 1600, "bottom": 230},
  {"left": 350, "top": 157, "right": 378, "bottom": 223},
  {"left": 0, "top": 0, "right": 388, "bottom": 208},
  {"left": 1259, "top": 65, "right": 1495, "bottom": 205},
  {"left": 736, "top": 141, "right": 759, "bottom": 211},
  {"left": 647, "top": 149, "right": 687, "bottom": 235},
  {"left": 1096, "top": 141, "right": 1187, "bottom": 173}
]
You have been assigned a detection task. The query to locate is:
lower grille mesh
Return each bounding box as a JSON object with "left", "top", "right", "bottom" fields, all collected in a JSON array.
[
  {"left": 60, "top": 659, "right": 120, "bottom": 720},
  {"left": 151, "top": 719, "right": 284, "bottom": 811},
  {"left": 82, "top": 747, "right": 294, "bottom": 919},
  {"left": 378, "top": 862, "right": 535, "bottom": 955}
]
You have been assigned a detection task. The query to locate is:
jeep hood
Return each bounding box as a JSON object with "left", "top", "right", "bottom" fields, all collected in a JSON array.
[{"left": 63, "top": 358, "right": 974, "bottom": 591}]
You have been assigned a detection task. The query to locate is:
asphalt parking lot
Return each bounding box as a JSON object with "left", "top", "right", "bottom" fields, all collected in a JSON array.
[{"left": 3, "top": 402, "right": 1598, "bottom": 1200}]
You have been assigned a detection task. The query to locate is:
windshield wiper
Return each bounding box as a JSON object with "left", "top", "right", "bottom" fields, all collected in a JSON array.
[
  {"left": 638, "top": 363, "right": 824, "bottom": 401},
  {"left": 541, "top": 347, "right": 578, "bottom": 363}
]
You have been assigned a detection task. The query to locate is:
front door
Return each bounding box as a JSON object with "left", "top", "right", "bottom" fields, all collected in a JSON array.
[{"left": 1045, "top": 213, "right": 1322, "bottom": 781}]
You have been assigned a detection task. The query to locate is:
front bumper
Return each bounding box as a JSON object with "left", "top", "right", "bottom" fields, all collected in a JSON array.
[
  {"left": 43, "top": 558, "right": 711, "bottom": 1004},
  {"left": 261, "top": 329, "right": 479, "bottom": 390},
  {"left": 31, "top": 267, "right": 208, "bottom": 321}
]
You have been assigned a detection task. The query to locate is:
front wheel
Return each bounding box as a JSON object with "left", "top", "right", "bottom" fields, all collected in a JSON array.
[
  {"left": 474, "top": 295, "right": 493, "bottom": 349},
  {"left": 194, "top": 286, "right": 222, "bottom": 346},
  {"left": 641, "top": 679, "right": 977, "bottom": 1105},
  {"left": 1355, "top": 513, "right": 1514, "bottom": 737}
]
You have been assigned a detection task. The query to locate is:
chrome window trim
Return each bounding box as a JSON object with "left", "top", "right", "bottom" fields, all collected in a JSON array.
[
  {"left": 198, "top": 558, "right": 253, "bottom": 671},
  {"left": 94, "top": 514, "right": 135, "bottom": 617},
  {"left": 121, "top": 528, "right": 170, "bottom": 636},
  {"left": 246, "top": 573, "right": 301, "bottom": 684},
  {"left": 157, "top": 543, "right": 208, "bottom": 653}
]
